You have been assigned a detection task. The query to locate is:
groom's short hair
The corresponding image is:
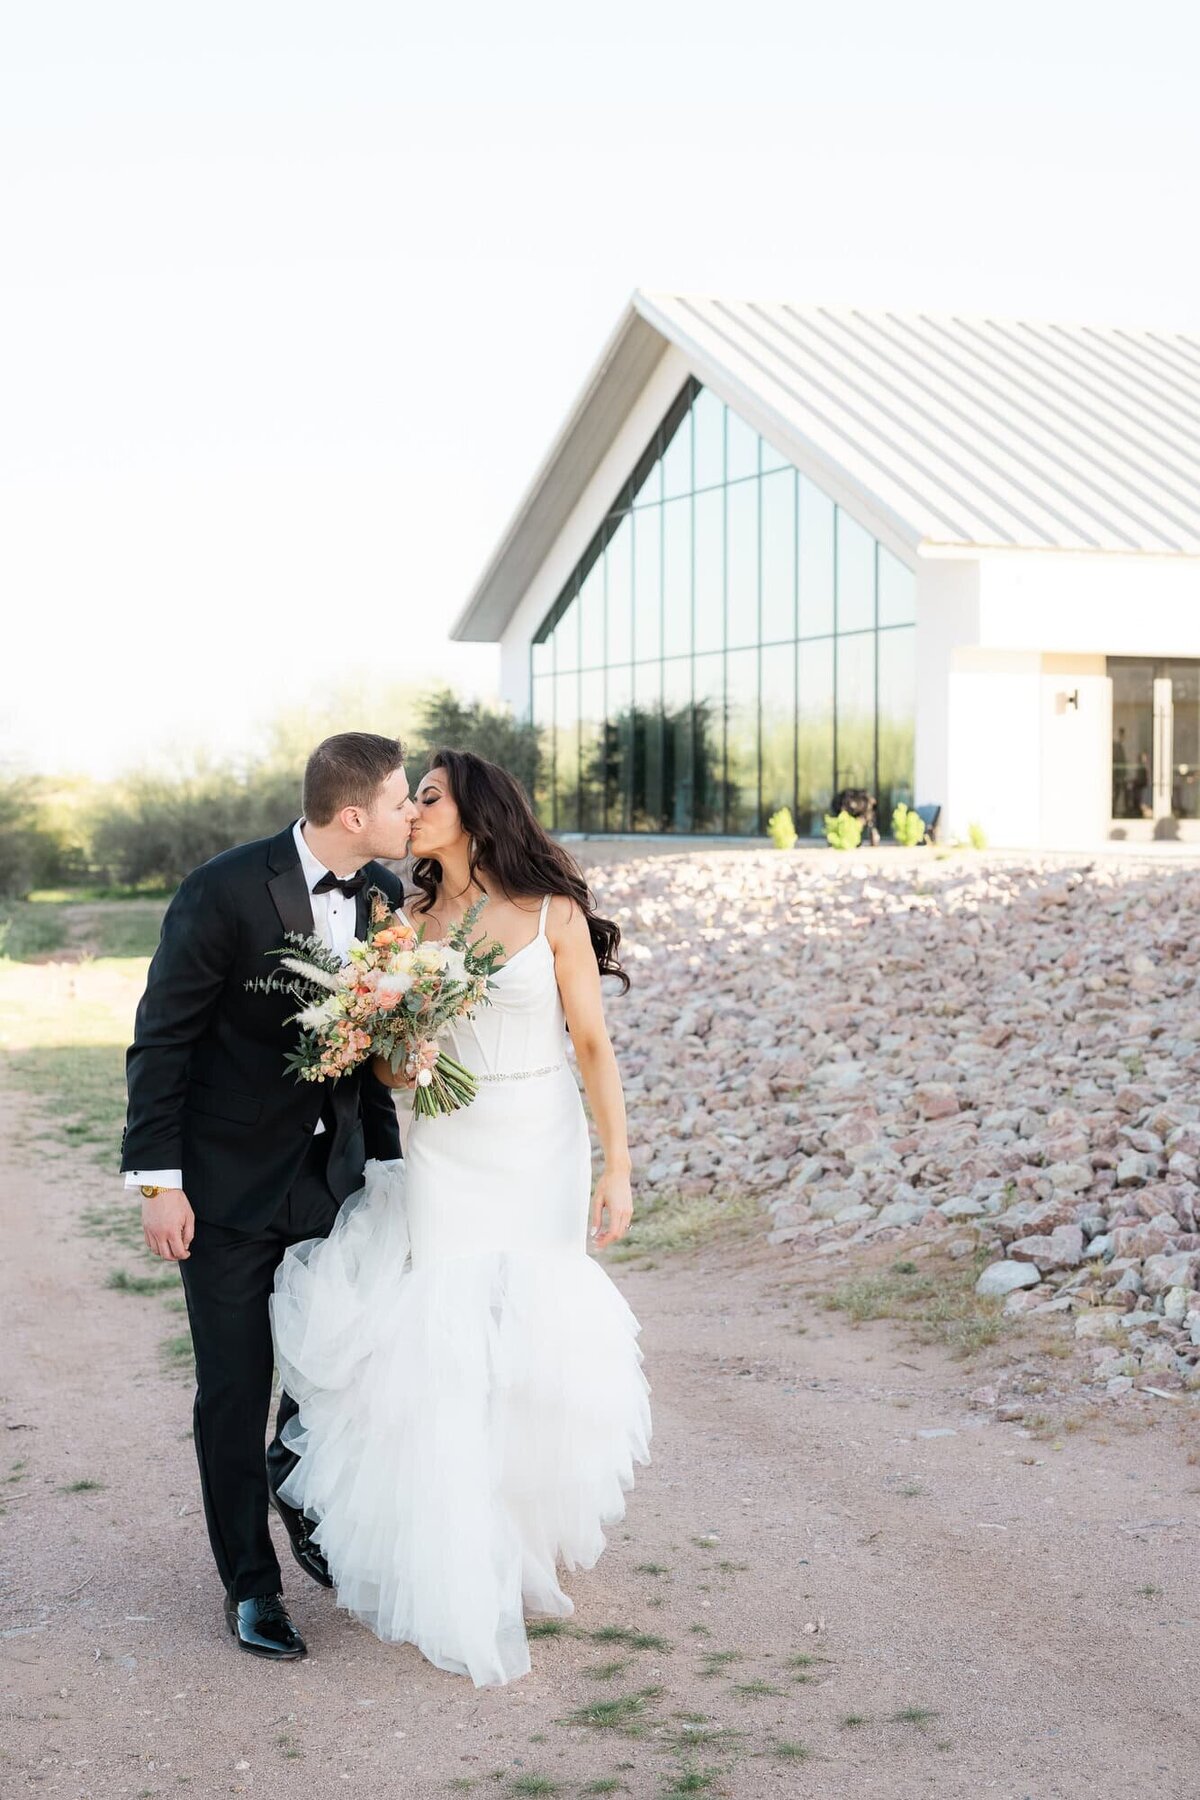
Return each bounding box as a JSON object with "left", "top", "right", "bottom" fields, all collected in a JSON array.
[{"left": 302, "top": 732, "right": 407, "bottom": 825}]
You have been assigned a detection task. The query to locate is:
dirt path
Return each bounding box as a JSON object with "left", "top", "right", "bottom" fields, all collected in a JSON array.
[{"left": 2, "top": 1073, "right": 1198, "bottom": 1800}]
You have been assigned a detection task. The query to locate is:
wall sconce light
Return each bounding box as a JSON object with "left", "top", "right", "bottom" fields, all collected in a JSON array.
[{"left": 1063, "top": 689, "right": 1080, "bottom": 710}]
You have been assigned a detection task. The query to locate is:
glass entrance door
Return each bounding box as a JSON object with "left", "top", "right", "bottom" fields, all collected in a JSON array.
[{"left": 1109, "top": 657, "right": 1200, "bottom": 837}]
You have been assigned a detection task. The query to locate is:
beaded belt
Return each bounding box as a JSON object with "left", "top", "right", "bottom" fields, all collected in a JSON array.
[{"left": 474, "top": 1062, "right": 567, "bottom": 1084}]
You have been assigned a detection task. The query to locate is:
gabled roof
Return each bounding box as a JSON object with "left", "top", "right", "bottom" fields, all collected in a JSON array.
[{"left": 453, "top": 291, "right": 1200, "bottom": 641}]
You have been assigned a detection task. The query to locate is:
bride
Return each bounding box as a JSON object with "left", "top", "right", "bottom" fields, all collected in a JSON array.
[{"left": 270, "top": 748, "right": 651, "bottom": 1686}]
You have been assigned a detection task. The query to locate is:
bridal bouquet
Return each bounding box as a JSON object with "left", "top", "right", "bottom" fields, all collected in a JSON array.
[{"left": 248, "top": 888, "right": 505, "bottom": 1117}]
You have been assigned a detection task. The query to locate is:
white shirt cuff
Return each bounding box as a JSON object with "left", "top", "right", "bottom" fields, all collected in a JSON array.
[{"left": 125, "top": 1170, "right": 183, "bottom": 1192}]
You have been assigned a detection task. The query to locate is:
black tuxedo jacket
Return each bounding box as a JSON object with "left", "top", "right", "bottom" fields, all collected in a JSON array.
[{"left": 121, "top": 823, "right": 404, "bottom": 1231}]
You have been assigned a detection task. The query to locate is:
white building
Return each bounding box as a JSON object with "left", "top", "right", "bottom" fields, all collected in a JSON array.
[{"left": 451, "top": 294, "right": 1200, "bottom": 849}]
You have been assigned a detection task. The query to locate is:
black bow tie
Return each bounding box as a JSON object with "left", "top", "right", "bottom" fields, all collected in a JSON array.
[{"left": 312, "top": 869, "right": 368, "bottom": 899}]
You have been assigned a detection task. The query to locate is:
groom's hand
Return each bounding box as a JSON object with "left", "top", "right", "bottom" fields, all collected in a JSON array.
[{"left": 142, "top": 1188, "right": 195, "bottom": 1261}]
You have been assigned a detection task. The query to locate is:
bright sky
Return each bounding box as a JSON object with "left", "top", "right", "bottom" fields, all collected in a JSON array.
[{"left": 3, "top": 2, "right": 1198, "bottom": 777}]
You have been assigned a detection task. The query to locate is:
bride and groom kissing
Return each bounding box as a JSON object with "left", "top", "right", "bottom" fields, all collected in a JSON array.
[{"left": 121, "top": 732, "right": 651, "bottom": 1687}]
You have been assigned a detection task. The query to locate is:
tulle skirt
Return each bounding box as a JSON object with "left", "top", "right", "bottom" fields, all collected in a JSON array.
[{"left": 270, "top": 1161, "right": 652, "bottom": 1686}]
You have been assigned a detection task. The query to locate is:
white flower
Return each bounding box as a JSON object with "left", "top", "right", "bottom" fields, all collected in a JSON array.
[
  {"left": 281, "top": 955, "right": 340, "bottom": 991},
  {"left": 298, "top": 996, "right": 341, "bottom": 1028},
  {"left": 439, "top": 946, "right": 468, "bottom": 983},
  {"left": 416, "top": 1068, "right": 433, "bottom": 1087},
  {"left": 375, "top": 972, "right": 414, "bottom": 998},
  {"left": 413, "top": 943, "right": 446, "bottom": 972}
]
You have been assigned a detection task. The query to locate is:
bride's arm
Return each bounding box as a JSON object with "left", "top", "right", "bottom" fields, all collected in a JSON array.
[{"left": 549, "top": 897, "right": 633, "bottom": 1249}]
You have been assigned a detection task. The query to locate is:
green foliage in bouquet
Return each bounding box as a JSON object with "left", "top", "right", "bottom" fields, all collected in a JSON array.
[
  {"left": 891, "top": 803, "right": 926, "bottom": 847},
  {"left": 823, "top": 810, "right": 864, "bottom": 851},
  {"left": 766, "top": 806, "right": 798, "bottom": 850}
]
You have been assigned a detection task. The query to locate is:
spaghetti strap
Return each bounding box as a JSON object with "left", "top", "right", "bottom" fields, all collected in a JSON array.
[{"left": 537, "top": 895, "right": 551, "bottom": 937}]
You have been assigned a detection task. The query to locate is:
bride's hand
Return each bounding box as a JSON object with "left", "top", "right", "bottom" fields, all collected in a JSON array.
[
  {"left": 372, "top": 1054, "right": 416, "bottom": 1091},
  {"left": 590, "top": 1166, "right": 633, "bottom": 1249}
]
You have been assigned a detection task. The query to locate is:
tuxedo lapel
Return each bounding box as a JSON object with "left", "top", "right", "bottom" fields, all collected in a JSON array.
[
  {"left": 354, "top": 885, "right": 371, "bottom": 942},
  {"left": 266, "top": 824, "right": 315, "bottom": 940}
]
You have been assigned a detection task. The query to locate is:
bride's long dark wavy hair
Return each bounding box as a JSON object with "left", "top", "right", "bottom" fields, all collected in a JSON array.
[{"left": 409, "top": 748, "right": 630, "bottom": 993}]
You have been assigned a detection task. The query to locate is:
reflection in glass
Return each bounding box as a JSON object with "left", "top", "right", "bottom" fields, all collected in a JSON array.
[
  {"left": 692, "top": 386, "right": 725, "bottom": 490},
  {"left": 727, "top": 478, "right": 759, "bottom": 649},
  {"left": 760, "top": 470, "right": 796, "bottom": 644},
  {"left": 661, "top": 408, "right": 692, "bottom": 499},
  {"left": 554, "top": 586, "right": 579, "bottom": 672},
  {"left": 579, "top": 670, "right": 605, "bottom": 831},
  {"left": 876, "top": 628, "right": 916, "bottom": 825},
  {"left": 797, "top": 638, "right": 834, "bottom": 834},
  {"left": 633, "top": 506, "right": 661, "bottom": 662},
  {"left": 662, "top": 496, "right": 692, "bottom": 658},
  {"left": 605, "top": 664, "right": 633, "bottom": 832},
  {"left": 554, "top": 670, "right": 579, "bottom": 830},
  {"left": 1166, "top": 661, "right": 1200, "bottom": 822},
  {"left": 878, "top": 545, "right": 916, "bottom": 627},
  {"left": 726, "top": 406, "right": 759, "bottom": 482},
  {"left": 532, "top": 675, "right": 554, "bottom": 827},
  {"left": 578, "top": 560, "right": 605, "bottom": 670},
  {"left": 726, "top": 648, "right": 759, "bottom": 833},
  {"left": 693, "top": 652, "right": 725, "bottom": 831},
  {"left": 761, "top": 645, "right": 795, "bottom": 829},
  {"left": 694, "top": 487, "right": 724, "bottom": 656},
  {"left": 798, "top": 477, "right": 834, "bottom": 637},
  {"left": 606, "top": 515, "right": 633, "bottom": 666},
  {"left": 632, "top": 659, "right": 663, "bottom": 830},
  {"left": 663, "top": 656, "right": 693, "bottom": 830},
  {"left": 1110, "top": 660, "right": 1154, "bottom": 820},
  {"left": 836, "top": 632, "right": 875, "bottom": 790},
  {"left": 837, "top": 511, "right": 875, "bottom": 634}
]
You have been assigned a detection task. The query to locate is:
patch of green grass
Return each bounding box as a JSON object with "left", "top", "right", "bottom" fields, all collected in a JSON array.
[
  {"left": 715, "top": 1561, "right": 748, "bottom": 1574},
  {"left": 605, "top": 1187, "right": 763, "bottom": 1262},
  {"left": 1137, "top": 1584, "right": 1162, "bottom": 1598},
  {"left": 561, "top": 1686, "right": 663, "bottom": 1736},
  {"left": 581, "top": 1782, "right": 623, "bottom": 1797},
  {"left": 839, "top": 1713, "right": 869, "bottom": 1728},
  {"left": 731, "top": 1679, "right": 783, "bottom": 1698},
  {"left": 774, "top": 1741, "right": 811, "bottom": 1761},
  {"left": 59, "top": 1478, "right": 103, "bottom": 1493},
  {"left": 587, "top": 1626, "right": 670, "bottom": 1652},
  {"left": 161, "top": 1334, "right": 194, "bottom": 1371},
  {"left": 890, "top": 1706, "right": 937, "bottom": 1727},
  {"left": 507, "top": 1778, "right": 561, "bottom": 1797},
  {"left": 687, "top": 1624, "right": 711, "bottom": 1637},
  {"left": 658, "top": 1770, "right": 719, "bottom": 1798},
  {"left": 105, "top": 1267, "right": 180, "bottom": 1297},
  {"left": 585, "top": 1660, "right": 630, "bottom": 1682},
  {"left": 697, "top": 1649, "right": 741, "bottom": 1677},
  {"left": 690, "top": 1535, "right": 719, "bottom": 1549},
  {"left": 13, "top": 1045, "right": 130, "bottom": 1165},
  {"left": 824, "top": 1259, "right": 1008, "bottom": 1358},
  {"left": 634, "top": 1561, "right": 669, "bottom": 1576},
  {"left": 0, "top": 903, "right": 69, "bottom": 961},
  {"left": 527, "top": 1617, "right": 571, "bottom": 1639}
]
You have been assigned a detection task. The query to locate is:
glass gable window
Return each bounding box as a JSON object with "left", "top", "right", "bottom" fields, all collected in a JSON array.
[{"left": 530, "top": 378, "right": 916, "bottom": 835}]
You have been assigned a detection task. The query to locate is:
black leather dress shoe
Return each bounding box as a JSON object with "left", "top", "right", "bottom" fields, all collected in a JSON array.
[
  {"left": 224, "top": 1591, "right": 307, "bottom": 1659},
  {"left": 269, "top": 1488, "right": 334, "bottom": 1589}
]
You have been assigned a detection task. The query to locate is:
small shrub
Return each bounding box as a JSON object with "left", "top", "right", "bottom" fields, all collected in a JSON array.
[
  {"left": 766, "top": 807, "right": 797, "bottom": 850},
  {"left": 891, "top": 803, "right": 925, "bottom": 846},
  {"left": 823, "top": 810, "right": 864, "bottom": 850},
  {"left": 967, "top": 821, "right": 987, "bottom": 850}
]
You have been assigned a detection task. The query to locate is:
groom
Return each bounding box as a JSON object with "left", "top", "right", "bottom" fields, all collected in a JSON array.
[{"left": 121, "top": 732, "right": 416, "bottom": 1660}]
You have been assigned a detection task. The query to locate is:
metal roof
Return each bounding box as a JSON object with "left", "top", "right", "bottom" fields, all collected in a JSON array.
[{"left": 453, "top": 292, "right": 1200, "bottom": 641}]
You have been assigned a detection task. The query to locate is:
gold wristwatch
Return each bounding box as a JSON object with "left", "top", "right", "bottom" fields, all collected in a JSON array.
[{"left": 140, "top": 1184, "right": 167, "bottom": 1198}]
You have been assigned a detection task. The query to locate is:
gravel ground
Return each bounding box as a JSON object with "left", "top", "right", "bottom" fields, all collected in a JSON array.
[{"left": 3, "top": 1067, "right": 1199, "bottom": 1800}]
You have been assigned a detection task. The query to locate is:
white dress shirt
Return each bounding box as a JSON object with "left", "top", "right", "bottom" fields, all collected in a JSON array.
[{"left": 125, "top": 820, "right": 365, "bottom": 1192}]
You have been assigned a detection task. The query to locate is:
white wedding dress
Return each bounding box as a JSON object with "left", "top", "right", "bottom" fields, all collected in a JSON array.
[{"left": 270, "top": 896, "right": 652, "bottom": 1686}]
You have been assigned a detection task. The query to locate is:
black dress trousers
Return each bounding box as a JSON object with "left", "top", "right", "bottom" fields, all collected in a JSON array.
[{"left": 178, "top": 1130, "right": 340, "bottom": 1601}]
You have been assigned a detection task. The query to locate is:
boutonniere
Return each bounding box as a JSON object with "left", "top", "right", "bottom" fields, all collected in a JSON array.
[{"left": 368, "top": 885, "right": 396, "bottom": 929}]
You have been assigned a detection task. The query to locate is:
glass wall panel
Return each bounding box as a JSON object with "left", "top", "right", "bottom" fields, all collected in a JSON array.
[
  {"left": 661, "top": 409, "right": 692, "bottom": 499},
  {"left": 798, "top": 477, "right": 834, "bottom": 638},
  {"left": 532, "top": 675, "right": 554, "bottom": 827},
  {"left": 693, "top": 487, "right": 724, "bottom": 656},
  {"left": 836, "top": 632, "right": 876, "bottom": 791},
  {"left": 663, "top": 656, "right": 693, "bottom": 830},
  {"left": 837, "top": 511, "right": 876, "bottom": 634},
  {"left": 632, "top": 659, "right": 663, "bottom": 830},
  {"left": 579, "top": 671, "right": 605, "bottom": 831},
  {"left": 605, "top": 515, "right": 633, "bottom": 666},
  {"left": 578, "top": 559, "right": 605, "bottom": 670},
  {"left": 1110, "top": 660, "right": 1154, "bottom": 820},
  {"left": 633, "top": 506, "right": 662, "bottom": 662},
  {"left": 554, "top": 587, "right": 579, "bottom": 672},
  {"left": 761, "top": 645, "right": 795, "bottom": 830},
  {"left": 693, "top": 652, "right": 725, "bottom": 832},
  {"left": 760, "top": 469, "right": 796, "bottom": 644},
  {"left": 727, "top": 478, "right": 759, "bottom": 648},
  {"left": 532, "top": 379, "right": 915, "bottom": 840},
  {"left": 877, "top": 628, "right": 916, "bottom": 825},
  {"left": 605, "top": 664, "right": 633, "bottom": 832},
  {"left": 554, "top": 669, "right": 579, "bottom": 830},
  {"left": 662, "top": 496, "right": 692, "bottom": 658},
  {"left": 692, "top": 387, "right": 725, "bottom": 491},
  {"left": 878, "top": 545, "right": 917, "bottom": 627},
  {"left": 726, "top": 647, "right": 759, "bottom": 833},
  {"left": 797, "top": 638, "right": 834, "bottom": 835},
  {"left": 726, "top": 407, "right": 759, "bottom": 482}
]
